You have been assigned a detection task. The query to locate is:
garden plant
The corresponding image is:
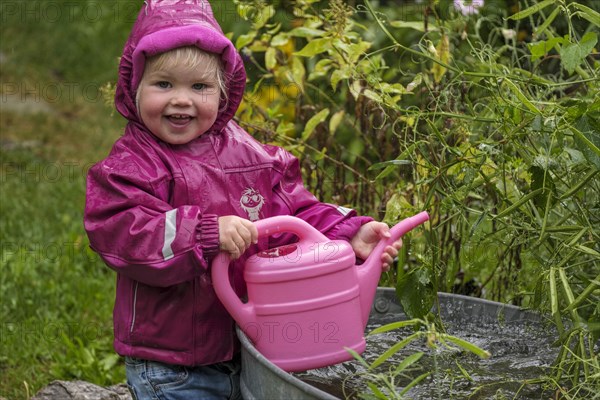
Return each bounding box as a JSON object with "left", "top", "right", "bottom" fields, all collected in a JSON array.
[{"left": 231, "top": 0, "right": 599, "bottom": 398}]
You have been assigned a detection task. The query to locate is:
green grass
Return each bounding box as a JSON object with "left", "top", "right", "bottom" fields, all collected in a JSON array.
[
  {"left": 0, "top": 147, "right": 123, "bottom": 399},
  {"left": 1, "top": 3, "right": 131, "bottom": 397},
  {"left": 0, "top": 2, "right": 247, "bottom": 397},
  {"left": 0, "top": 63, "right": 126, "bottom": 398}
]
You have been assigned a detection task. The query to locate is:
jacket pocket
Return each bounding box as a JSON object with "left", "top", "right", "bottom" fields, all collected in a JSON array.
[{"left": 128, "top": 281, "right": 194, "bottom": 352}]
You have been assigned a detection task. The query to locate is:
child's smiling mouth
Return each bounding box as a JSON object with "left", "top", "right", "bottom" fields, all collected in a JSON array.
[{"left": 166, "top": 114, "right": 194, "bottom": 126}]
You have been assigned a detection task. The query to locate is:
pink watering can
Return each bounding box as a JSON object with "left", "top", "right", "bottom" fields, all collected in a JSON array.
[{"left": 211, "top": 212, "right": 429, "bottom": 372}]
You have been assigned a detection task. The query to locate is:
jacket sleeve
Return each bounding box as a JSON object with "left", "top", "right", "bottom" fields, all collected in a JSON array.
[
  {"left": 270, "top": 148, "right": 372, "bottom": 243},
  {"left": 84, "top": 157, "right": 219, "bottom": 287}
]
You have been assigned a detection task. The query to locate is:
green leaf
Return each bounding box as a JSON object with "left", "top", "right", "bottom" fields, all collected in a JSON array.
[
  {"left": 508, "top": 0, "right": 555, "bottom": 20},
  {"left": 370, "top": 332, "right": 422, "bottom": 369},
  {"left": 559, "top": 169, "right": 599, "bottom": 199},
  {"left": 394, "top": 352, "right": 424, "bottom": 373},
  {"left": 291, "top": 57, "right": 306, "bottom": 92},
  {"left": 575, "top": 245, "right": 600, "bottom": 257},
  {"left": 370, "top": 142, "right": 422, "bottom": 181},
  {"left": 503, "top": 79, "right": 541, "bottom": 114},
  {"left": 573, "top": 114, "right": 600, "bottom": 169},
  {"left": 252, "top": 5, "right": 275, "bottom": 29},
  {"left": 534, "top": 7, "right": 560, "bottom": 37},
  {"left": 455, "top": 360, "right": 474, "bottom": 381},
  {"left": 571, "top": 3, "right": 600, "bottom": 27},
  {"left": 276, "top": 121, "right": 295, "bottom": 136},
  {"left": 301, "top": 108, "right": 329, "bottom": 141},
  {"left": 100, "top": 354, "right": 120, "bottom": 371},
  {"left": 396, "top": 268, "right": 435, "bottom": 319},
  {"left": 328, "top": 110, "right": 345, "bottom": 135},
  {"left": 313, "top": 147, "right": 327, "bottom": 161},
  {"left": 368, "top": 318, "right": 423, "bottom": 335},
  {"left": 493, "top": 188, "right": 543, "bottom": 219},
  {"left": 549, "top": 267, "right": 559, "bottom": 317},
  {"left": 389, "top": 21, "right": 437, "bottom": 32},
  {"left": 369, "top": 159, "right": 412, "bottom": 171},
  {"left": 560, "top": 32, "right": 598, "bottom": 74},
  {"left": 344, "top": 347, "right": 371, "bottom": 369},
  {"left": 308, "top": 59, "right": 333, "bottom": 81},
  {"left": 442, "top": 334, "right": 491, "bottom": 358},
  {"left": 288, "top": 27, "right": 326, "bottom": 37},
  {"left": 235, "top": 31, "right": 257, "bottom": 49},
  {"left": 528, "top": 37, "right": 564, "bottom": 61},
  {"left": 345, "top": 41, "right": 371, "bottom": 63},
  {"left": 363, "top": 89, "right": 384, "bottom": 103},
  {"left": 270, "top": 32, "right": 289, "bottom": 47},
  {"left": 314, "top": 58, "right": 333, "bottom": 73},
  {"left": 294, "top": 38, "right": 331, "bottom": 57},
  {"left": 529, "top": 165, "right": 556, "bottom": 209},
  {"left": 265, "top": 47, "right": 277, "bottom": 70},
  {"left": 366, "top": 383, "right": 388, "bottom": 399},
  {"left": 406, "top": 73, "right": 423, "bottom": 92},
  {"left": 330, "top": 68, "right": 351, "bottom": 91},
  {"left": 399, "top": 371, "right": 431, "bottom": 396},
  {"left": 432, "top": 34, "right": 450, "bottom": 83}
]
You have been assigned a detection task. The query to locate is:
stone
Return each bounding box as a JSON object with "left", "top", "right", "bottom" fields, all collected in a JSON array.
[{"left": 32, "top": 381, "right": 132, "bottom": 400}]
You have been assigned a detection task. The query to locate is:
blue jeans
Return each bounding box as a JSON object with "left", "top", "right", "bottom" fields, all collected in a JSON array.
[{"left": 125, "top": 356, "right": 242, "bottom": 400}]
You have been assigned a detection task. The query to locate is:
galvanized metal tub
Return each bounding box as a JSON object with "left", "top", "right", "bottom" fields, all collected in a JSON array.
[{"left": 238, "top": 287, "right": 548, "bottom": 400}]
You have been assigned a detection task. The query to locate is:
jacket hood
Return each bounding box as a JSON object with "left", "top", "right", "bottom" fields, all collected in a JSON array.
[{"left": 115, "top": 0, "right": 246, "bottom": 134}]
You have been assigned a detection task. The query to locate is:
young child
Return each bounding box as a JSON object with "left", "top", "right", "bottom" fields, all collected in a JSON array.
[{"left": 84, "top": 1, "right": 401, "bottom": 399}]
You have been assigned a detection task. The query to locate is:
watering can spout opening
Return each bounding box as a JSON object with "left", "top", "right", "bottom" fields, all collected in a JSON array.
[
  {"left": 358, "top": 211, "right": 430, "bottom": 326},
  {"left": 362, "top": 211, "right": 430, "bottom": 266}
]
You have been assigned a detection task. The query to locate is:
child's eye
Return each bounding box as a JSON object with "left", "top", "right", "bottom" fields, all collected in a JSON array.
[
  {"left": 192, "top": 83, "right": 207, "bottom": 90},
  {"left": 156, "top": 81, "right": 171, "bottom": 89}
]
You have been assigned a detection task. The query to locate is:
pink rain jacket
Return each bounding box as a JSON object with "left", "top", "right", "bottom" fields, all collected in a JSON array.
[{"left": 84, "top": 0, "right": 371, "bottom": 367}]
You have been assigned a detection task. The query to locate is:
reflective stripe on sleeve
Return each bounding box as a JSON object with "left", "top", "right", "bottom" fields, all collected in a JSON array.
[
  {"left": 337, "top": 206, "right": 353, "bottom": 216},
  {"left": 162, "top": 209, "right": 178, "bottom": 261}
]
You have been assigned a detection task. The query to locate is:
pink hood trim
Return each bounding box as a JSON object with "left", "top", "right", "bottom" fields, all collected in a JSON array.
[{"left": 115, "top": 0, "right": 245, "bottom": 134}]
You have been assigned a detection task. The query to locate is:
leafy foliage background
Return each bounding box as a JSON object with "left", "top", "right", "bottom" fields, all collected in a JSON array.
[{"left": 1, "top": 0, "right": 598, "bottom": 398}]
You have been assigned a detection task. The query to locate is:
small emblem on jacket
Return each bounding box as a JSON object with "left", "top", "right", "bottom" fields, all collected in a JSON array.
[{"left": 240, "top": 188, "right": 264, "bottom": 221}]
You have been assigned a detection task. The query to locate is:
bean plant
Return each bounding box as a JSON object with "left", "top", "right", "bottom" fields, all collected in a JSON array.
[{"left": 231, "top": 0, "right": 599, "bottom": 397}]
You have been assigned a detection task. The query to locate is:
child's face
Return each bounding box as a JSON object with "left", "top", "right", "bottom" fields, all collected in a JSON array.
[{"left": 137, "top": 59, "right": 221, "bottom": 145}]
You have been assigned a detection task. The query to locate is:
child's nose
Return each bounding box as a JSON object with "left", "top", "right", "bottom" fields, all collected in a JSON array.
[{"left": 170, "top": 90, "right": 193, "bottom": 106}]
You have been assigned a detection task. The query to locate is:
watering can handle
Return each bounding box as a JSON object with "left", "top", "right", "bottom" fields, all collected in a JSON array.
[
  {"left": 253, "top": 216, "right": 329, "bottom": 243},
  {"left": 211, "top": 216, "right": 329, "bottom": 329}
]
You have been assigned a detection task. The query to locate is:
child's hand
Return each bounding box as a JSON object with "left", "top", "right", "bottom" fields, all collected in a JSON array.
[
  {"left": 350, "top": 221, "right": 402, "bottom": 271},
  {"left": 218, "top": 216, "right": 258, "bottom": 260}
]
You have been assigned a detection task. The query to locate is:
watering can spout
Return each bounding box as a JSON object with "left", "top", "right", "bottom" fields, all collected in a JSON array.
[{"left": 358, "top": 211, "right": 430, "bottom": 326}]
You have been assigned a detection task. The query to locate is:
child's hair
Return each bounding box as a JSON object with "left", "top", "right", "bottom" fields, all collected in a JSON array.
[{"left": 136, "top": 46, "right": 228, "bottom": 110}]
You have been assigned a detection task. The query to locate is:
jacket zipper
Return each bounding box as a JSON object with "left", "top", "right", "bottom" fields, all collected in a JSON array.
[{"left": 130, "top": 281, "right": 139, "bottom": 333}]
